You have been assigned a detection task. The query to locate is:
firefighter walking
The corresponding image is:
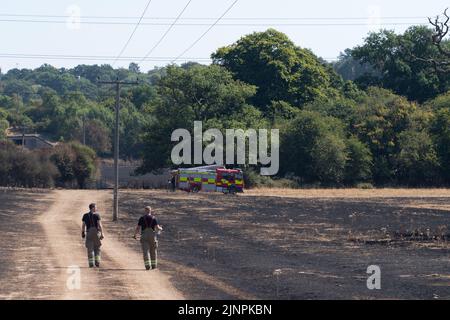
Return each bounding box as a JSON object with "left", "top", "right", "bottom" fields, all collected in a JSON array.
[
  {"left": 133, "top": 206, "right": 163, "bottom": 270},
  {"left": 81, "top": 203, "right": 105, "bottom": 268}
]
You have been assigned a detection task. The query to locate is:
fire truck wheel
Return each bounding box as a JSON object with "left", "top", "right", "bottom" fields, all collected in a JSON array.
[{"left": 192, "top": 186, "right": 200, "bottom": 193}]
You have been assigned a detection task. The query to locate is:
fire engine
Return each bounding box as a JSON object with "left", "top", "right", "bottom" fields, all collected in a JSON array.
[{"left": 173, "top": 165, "right": 244, "bottom": 194}]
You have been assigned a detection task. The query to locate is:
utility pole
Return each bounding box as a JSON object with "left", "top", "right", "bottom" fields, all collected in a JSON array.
[
  {"left": 98, "top": 78, "right": 138, "bottom": 221},
  {"left": 21, "top": 125, "right": 25, "bottom": 148},
  {"left": 82, "top": 114, "right": 86, "bottom": 145}
]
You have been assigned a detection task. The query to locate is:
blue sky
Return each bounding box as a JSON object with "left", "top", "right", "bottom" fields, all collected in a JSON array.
[{"left": 0, "top": 0, "right": 448, "bottom": 72}]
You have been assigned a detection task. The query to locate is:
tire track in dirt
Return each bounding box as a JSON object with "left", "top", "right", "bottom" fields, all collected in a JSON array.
[{"left": 39, "top": 190, "right": 184, "bottom": 300}]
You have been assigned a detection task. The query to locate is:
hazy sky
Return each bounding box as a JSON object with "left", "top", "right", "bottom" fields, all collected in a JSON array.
[{"left": 0, "top": 0, "right": 448, "bottom": 72}]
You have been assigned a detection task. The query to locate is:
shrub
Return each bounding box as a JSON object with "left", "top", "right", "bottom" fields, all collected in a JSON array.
[
  {"left": 0, "top": 141, "right": 58, "bottom": 188},
  {"left": 243, "top": 168, "right": 299, "bottom": 189},
  {"left": 51, "top": 142, "right": 97, "bottom": 188}
]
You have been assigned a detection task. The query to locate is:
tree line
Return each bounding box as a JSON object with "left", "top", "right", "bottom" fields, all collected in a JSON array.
[{"left": 0, "top": 22, "right": 449, "bottom": 188}]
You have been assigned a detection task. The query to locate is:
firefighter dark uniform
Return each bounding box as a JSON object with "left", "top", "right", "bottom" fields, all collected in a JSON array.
[
  {"left": 82, "top": 212, "right": 102, "bottom": 268},
  {"left": 138, "top": 214, "right": 159, "bottom": 270}
]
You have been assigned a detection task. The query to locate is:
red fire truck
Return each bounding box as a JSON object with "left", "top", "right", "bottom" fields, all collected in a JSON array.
[{"left": 173, "top": 165, "right": 244, "bottom": 194}]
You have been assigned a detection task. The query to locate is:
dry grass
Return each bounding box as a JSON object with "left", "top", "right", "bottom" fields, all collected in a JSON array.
[{"left": 244, "top": 188, "right": 450, "bottom": 198}]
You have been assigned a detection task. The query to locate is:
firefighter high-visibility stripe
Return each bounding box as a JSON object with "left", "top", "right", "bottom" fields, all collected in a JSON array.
[{"left": 95, "top": 255, "right": 101, "bottom": 262}]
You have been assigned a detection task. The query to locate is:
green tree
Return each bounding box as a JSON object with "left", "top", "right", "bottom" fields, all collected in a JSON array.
[
  {"left": 212, "top": 29, "right": 341, "bottom": 111},
  {"left": 351, "top": 26, "right": 450, "bottom": 102},
  {"left": 0, "top": 109, "right": 9, "bottom": 140},
  {"left": 128, "top": 62, "right": 141, "bottom": 73},
  {"left": 70, "top": 142, "right": 97, "bottom": 189},
  {"left": 279, "top": 110, "right": 347, "bottom": 184},
  {"left": 344, "top": 136, "right": 373, "bottom": 185},
  {"left": 333, "top": 49, "right": 377, "bottom": 81},
  {"left": 267, "top": 100, "right": 299, "bottom": 124},
  {"left": 304, "top": 95, "right": 360, "bottom": 131},
  {"left": 128, "top": 84, "right": 157, "bottom": 109},
  {"left": 51, "top": 142, "right": 97, "bottom": 188},
  {"left": 428, "top": 91, "right": 450, "bottom": 183},
  {"left": 396, "top": 130, "right": 439, "bottom": 185},
  {"left": 3, "top": 80, "right": 34, "bottom": 102},
  {"left": 51, "top": 144, "right": 76, "bottom": 185},
  {"left": 139, "top": 64, "right": 259, "bottom": 173},
  {"left": 311, "top": 134, "right": 348, "bottom": 185},
  {"left": 118, "top": 98, "right": 150, "bottom": 159},
  {"left": 353, "top": 87, "right": 435, "bottom": 184}
]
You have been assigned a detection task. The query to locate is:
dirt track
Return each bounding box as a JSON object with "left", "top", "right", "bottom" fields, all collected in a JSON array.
[
  {"left": 0, "top": 188, "right": 450, "bottom": 300},
  {"left": 0, "top": 189, "right": 183, "bottom": 300}
]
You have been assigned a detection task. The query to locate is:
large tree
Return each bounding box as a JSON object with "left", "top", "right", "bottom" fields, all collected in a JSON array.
[
  {"left": 138, "top": 64, "right": 266, "bottom": 173},
  {"left": 352, "top": 87, "right": 438, "bottom": 185},
  {"left": 351, "top": 26, "right": 450, "bottom": 102},
  {"left": 428, "top": 90, "right": 450, "bottom": 184},
  {"left": 212, "top": 29, "right": 341, "bottom": 111},
  {"left": 279, "top": 110, "right": 348, "bottom": 185}
]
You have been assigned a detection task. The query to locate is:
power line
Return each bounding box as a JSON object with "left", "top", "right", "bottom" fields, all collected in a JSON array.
[
  {"left": 0, "top": 13, "right": 430, "bottom": 20},
  {"left": 112, "top": 0, "right": 153, "bottom": 66},
  {"left": 139, "top": 0, "right": 193, "bottom": 65},
  {"left": 0, "top": 52, "right": 340, "bottom": 63},
  {"left": 0, "top": 52, "right": 213, "bottom": 62},
  {"left": 172, "top": 0, "right": 239, "bottom": 63},
  {"left": 0, "top": 18, "right": 428, "bottom": 26}
]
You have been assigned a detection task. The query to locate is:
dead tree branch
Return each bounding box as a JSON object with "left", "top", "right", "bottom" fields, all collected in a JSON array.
[{"left": 429, "top": 8, "right": 450, "bottom": 57}]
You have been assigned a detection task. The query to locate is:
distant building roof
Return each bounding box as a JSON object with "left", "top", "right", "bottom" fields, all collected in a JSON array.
[{"left": 6, "top": 129, "right": 58, "bottom": 148}]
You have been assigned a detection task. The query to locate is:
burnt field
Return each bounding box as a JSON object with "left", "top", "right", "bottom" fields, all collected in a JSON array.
[
  {"left": 117, "top": 189, "right": 450, "bottom": 300},
  {"left": 0, "top": 189, "right": 56, "bottom": 299},
  {"left": 0, "top": 188, "right": 449, "bottom": 300}
]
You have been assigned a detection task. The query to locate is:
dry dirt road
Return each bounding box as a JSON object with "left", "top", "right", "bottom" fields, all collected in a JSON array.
[{"left": 0, "top": 189, "right": 184, "bottom": 300}]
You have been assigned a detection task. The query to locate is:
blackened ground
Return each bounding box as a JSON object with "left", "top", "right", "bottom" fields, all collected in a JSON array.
[
  {"left": 117, "top": 190, "right": 450, "bottom": 300},
  {"left": 0, "top": 190, "right": 56, "bottom": 299},
  {"left": 0, "top": 189, "right": 449, "bottom": 300}
]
